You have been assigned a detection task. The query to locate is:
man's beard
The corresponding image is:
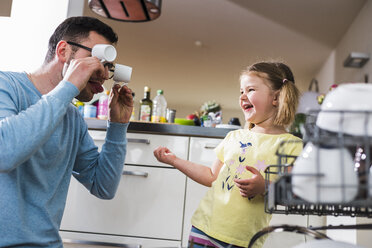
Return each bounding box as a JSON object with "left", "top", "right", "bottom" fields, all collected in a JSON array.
[{"left": 76, "top": 88, "right": 94, "bottom": 103}]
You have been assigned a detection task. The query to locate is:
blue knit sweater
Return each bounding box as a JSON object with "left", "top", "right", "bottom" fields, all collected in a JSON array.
[{"left": 0, "top": 71, "right": 128, "bottom": 247}]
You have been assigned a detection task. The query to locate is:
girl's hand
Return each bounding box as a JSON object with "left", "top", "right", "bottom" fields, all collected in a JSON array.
[
  {"left": 153, "top": 146, "right": 177, "bottom": 166},
  {"left": 234, "top": 166, "right": 265, "bottom": 199}
]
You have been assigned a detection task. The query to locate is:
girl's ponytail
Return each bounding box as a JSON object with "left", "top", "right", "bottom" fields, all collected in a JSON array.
[{"left": 275, "top": 79, "right": 300, "bottom": 127}]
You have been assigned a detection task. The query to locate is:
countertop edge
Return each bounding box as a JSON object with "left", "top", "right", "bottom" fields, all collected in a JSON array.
[{"left": 85, "top": 118, "right": 237, "bottom": 138}]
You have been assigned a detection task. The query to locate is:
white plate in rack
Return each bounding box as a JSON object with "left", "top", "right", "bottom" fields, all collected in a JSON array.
[{"left": 292, "top": 142, "right": 358, "bottom": 203}]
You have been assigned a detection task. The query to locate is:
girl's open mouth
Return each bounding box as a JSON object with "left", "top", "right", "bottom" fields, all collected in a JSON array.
[{"left": 242, "top": 103, "right": 253, "bottom": 111}]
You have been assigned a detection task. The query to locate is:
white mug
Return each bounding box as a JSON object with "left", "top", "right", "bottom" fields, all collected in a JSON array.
[
  {"left": 113, "top": 64, "right": 132, "bottom": 83},
  {"left": 92, "top": 44, "right": 117, "bottom": 62}
]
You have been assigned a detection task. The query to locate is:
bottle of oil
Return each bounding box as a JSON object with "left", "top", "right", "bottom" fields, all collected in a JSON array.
[{"left": 139, "top": 86, "right": 152, "bottom": 121}]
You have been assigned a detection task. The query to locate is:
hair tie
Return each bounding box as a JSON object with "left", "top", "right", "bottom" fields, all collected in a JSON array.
[{"left": 282, "top": 79, "right": 289, "bottom": 84}]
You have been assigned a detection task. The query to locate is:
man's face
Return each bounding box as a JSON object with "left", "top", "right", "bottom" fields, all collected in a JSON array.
[{"left": 67, "top": 31, "right": 112, "bottom": 102}]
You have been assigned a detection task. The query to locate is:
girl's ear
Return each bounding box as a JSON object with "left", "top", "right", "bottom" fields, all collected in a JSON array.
[
  {"left": 55, "top": 40, "right": 70, "bottom": 63},
  {"left": 272, "top": 90, "right": 280, "bottom": 106}
]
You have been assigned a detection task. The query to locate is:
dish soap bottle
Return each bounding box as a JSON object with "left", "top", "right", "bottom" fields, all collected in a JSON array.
[
  {"left": 139, "top": 86, "right": 152, "bottom": 121},
  {"left": 151, "top": 89, "right": 167, "bottom": 123},
  {"left": 97, "top": 90, "right": 110, "bottom": 120}
]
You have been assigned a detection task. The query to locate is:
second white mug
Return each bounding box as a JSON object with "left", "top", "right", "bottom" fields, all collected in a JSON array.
[{"left": 113, "top": 64, "right": 132, "bottom": 83}]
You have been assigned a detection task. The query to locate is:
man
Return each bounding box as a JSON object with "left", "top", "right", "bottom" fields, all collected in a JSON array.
[{"left": 0, "top": 16, "right": 133, "bottom": 247}]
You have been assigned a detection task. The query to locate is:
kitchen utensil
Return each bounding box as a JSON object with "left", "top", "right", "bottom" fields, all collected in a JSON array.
[
  {"left": 292, "top": 142, "right": 358, "bottom": 203},
  {"left": 316, "top": 83, "right": 372, "bottom": 136},
  {"left": 166, "top": 109, "right": 176, "bottom": 123}
]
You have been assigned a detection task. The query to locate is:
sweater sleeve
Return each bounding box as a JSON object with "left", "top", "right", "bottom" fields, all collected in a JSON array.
[
  {"left": 0, "top": 79, "right": 79, "bottom": 172},
  {"left": 72, "top": 121, "right": 129, "bottom": 199}
]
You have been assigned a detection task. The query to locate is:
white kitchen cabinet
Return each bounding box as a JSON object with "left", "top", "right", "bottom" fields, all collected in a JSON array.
[
  {"left": 62, "top": 231, "right": 181, "bottom": 248},
  {"left": 182, "top": 137, "right": 223, "bottom": 247},
  {"left": 61, "top": 128, "right": 321, "bottom": 248},
  {"left": 60, "top": 131, "right": 189, "bottom": 247},
  {"left": 87, "top": 131, "right": 189, "bottom": 168}
]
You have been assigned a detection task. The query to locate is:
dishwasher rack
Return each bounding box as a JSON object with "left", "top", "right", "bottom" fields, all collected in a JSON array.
[
  {"left": 248, "top": 223, "right": 372, "bottom": 248},
  {"left": 265, "top": 110, "right": 372, "bottom": 217}
]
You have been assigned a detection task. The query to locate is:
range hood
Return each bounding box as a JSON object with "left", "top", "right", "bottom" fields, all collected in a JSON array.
[{"left": 88, "top": 0, "right": 162, "bottom": 22}]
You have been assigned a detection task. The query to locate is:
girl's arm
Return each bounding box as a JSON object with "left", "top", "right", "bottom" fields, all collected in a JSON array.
[{"left": 153, "top": 146, "right": 223, "bottom": 187}]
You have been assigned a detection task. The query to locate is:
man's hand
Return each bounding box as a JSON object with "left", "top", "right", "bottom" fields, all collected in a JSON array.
[
  {"left": 234, "top": 166, "right": 265, "bottom": 198},
  {"left": 62, "top": 57, "right": 105, "bottom": 91},
  {"left": 108, "top": 84, "right": 133, "bottom": 123}
]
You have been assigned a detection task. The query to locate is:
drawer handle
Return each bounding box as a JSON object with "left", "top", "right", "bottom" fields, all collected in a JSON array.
[
  {"left": 122, "top": 170, "right": 149, "bottom": 177},
  {"left": 62, "top": 239, "right": 141, "bottom": 248},
  {"left": 92, "top": 138, "right": 150, "bottom": 143},
  {"left": 204, "top": 143, "right": 218, "bottom": 149},
  {"left": 128, "top": 138, "right": 150, "bottom": 144}
]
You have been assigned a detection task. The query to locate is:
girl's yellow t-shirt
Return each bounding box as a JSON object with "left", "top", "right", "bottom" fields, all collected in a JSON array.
[{"left": 191, "top": 129, "right": 302, "bottom": 247}]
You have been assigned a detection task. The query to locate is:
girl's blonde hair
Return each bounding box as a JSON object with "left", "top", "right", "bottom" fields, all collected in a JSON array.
[{"left": 241, "top": 62, "right": 300, "bottom": 128}]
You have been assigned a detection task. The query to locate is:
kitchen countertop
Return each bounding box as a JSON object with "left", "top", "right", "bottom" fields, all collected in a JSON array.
[{"left": 85, "top": 118, "right": 237, "bottom": 138}]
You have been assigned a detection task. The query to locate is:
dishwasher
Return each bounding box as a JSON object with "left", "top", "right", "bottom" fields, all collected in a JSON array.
[{"left": 258, "top": 83, "right": 372, "bottom": 248}]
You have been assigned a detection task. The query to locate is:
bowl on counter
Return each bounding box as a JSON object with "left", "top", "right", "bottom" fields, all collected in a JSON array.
[{"left": 174, "top": 118, "right": 195, "bottom": 126}]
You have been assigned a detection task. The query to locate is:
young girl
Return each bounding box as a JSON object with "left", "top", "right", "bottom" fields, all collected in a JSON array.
[{"left": 153, "top": 62, "right": 303, "bottom": 247}]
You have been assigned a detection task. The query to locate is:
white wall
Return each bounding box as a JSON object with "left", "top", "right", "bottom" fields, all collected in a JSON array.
[
  {"left": 0, "top": 0, "right": 81, "bottom": 72},
  {"left": 315, "top": 51, "right": 336, "bottom": 93},
  {"left": 334, "top": 0, "right": 372, "bottom": 84},
  {"left": 316, "top": 0, "right": 372, "bottom": 87}
]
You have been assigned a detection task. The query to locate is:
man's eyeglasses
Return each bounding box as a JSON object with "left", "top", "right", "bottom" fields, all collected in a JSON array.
[{"left": 67, "top": 41, "right": 115, "bottom": 79}]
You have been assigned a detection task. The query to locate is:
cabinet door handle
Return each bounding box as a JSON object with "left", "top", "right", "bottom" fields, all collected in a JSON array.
[
  {"left": 91, "top": 138, "right": 150, "bottom": 144},
  {"left": 62, "top": 239, "right": 141, "bottom": 248},
  {"left": 128, "top": 138, "right": 150, "bottom": 144},
  {"left": 122, "top": 170, "right": 149, "bottom": 177},
  {"left": 204, "top": 143, "right": 218, "bottom": 149}
]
